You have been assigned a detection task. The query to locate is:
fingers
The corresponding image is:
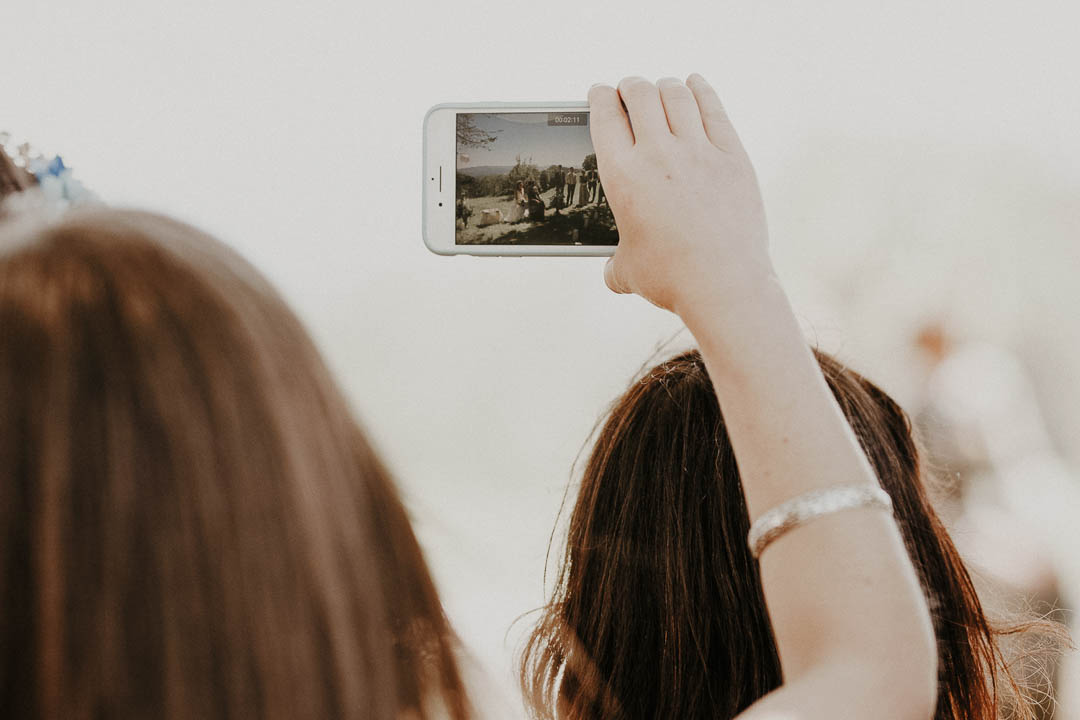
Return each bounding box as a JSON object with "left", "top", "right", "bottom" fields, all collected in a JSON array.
[
  {"left": 603, "top": 257, "right": 631, "bottom": 294},
  {"left": 657, "top": 77, "right": 707, "bottom": 140},
  {"left": 600, "top": 76, "right": 726, "bottom": 145},
  {"left": 588, "top": 84, "right": 633, "bottom": 165},
  {"left": 617, "top": 77, "right": 669, "bottom": 144},
  {"left": 686, "top": 73, "right": 739, "bottom": 150}
]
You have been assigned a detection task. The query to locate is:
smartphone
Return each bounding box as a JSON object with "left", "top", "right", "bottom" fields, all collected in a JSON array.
[{"left": 423, "top": 103, "right": 617, "bottom": 256}]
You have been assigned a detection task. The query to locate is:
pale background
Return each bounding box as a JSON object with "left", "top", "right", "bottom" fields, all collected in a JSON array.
[{"left": 5, "top": 0, "right": 1079, "bottom": 714}]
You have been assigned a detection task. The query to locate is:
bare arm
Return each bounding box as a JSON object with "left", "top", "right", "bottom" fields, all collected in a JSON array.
[{"left": 588, "top": 74, "right": 938, "bottom": 719}]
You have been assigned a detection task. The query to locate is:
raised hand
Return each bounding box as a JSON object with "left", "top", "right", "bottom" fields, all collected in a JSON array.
[{"left": 588, "top": 75, "right": 774, "bottom": 319}]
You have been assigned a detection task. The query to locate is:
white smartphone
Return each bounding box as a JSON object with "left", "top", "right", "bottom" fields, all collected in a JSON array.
[{"left": 422, "top": 103, "right": 618, "bottom": 256}]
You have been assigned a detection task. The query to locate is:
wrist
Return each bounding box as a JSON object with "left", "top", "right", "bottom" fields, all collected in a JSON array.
[
  {"left": 673, "top": 261, "right": 787, "bottom": 334},
  {"left": 675, "top": 267, "right": 808, "bottom": 379}
]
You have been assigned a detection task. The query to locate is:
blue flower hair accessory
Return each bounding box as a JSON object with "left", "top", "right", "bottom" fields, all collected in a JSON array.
[
  {"left": 28, "top": 153, "right": 97, "bottom": 207},
  {"left": 1, "top": 131, "right": 99, "bottom": 217}
]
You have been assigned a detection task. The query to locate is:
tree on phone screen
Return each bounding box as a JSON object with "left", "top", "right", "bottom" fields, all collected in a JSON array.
[{"left": 456, "top": 115, "right": 497, "bottom": 149}]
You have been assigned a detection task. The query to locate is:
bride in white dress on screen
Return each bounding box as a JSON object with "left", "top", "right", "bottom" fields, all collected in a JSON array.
[{"left": 508, "top": 180, "right": 526, "bottom": 222}]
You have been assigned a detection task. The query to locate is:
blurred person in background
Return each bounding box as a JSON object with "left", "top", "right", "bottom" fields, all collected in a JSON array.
[{"left": 915, "top": 322, "right": 1080, "bottom": 719}]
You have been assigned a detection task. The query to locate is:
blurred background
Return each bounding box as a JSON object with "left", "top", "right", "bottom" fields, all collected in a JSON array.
[{"left": 5, "top": 0, "right": 1078, "bottom": 715}]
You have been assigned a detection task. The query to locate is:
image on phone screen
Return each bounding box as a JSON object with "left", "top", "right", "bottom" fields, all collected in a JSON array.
[{"left": 455, "top": 112, "right": 618, "bottom": 246}]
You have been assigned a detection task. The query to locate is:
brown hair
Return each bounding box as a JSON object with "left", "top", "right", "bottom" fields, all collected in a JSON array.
[
  {"left": 522, "top": 348, "right": 1062, "bottom": 720},
  {"left": 0, "top": 208, "right": 469, "bottom": 719}
]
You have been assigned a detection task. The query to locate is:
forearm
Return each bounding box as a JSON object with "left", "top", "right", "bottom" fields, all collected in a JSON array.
[
  {"left": 681, "top": 277, "right": 938, "bottom": 717},
  {"left": 679, "top": 274, "right": 875, "bottom": 519}
]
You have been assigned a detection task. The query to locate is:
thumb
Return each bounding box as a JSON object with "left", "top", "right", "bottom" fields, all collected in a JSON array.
[{"left": 604, "top": 257, "right": 630, "bottom": 294}]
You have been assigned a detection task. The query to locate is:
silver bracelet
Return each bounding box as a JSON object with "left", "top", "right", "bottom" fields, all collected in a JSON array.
[{"left": 747, "top": 484, "right": 893, "bottom": 558}]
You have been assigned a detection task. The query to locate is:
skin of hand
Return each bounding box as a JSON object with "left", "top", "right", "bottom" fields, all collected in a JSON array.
[{"left": 588, "top": 74, "right": 775, "bottom": 318}]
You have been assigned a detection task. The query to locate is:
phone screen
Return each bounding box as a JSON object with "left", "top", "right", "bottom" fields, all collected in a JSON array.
[{"left": 454, "top": 112, "right": 618, "bottom": 246}]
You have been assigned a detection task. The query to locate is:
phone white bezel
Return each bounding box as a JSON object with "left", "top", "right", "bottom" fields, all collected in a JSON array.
[{"left": 422, "top": 102, "right": 616, "bottom": 257}]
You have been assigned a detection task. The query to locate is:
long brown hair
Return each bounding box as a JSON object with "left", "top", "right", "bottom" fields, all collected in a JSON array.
[
  {"left": 522, "top": 348, "right": 1058, "bottom": 719},
  {"left": 0, "top": 208, "right": 469, "bottom": 719}
]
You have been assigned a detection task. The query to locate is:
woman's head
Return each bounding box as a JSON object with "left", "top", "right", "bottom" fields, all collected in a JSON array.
[
  {"left": 0, "top": 208, "right": 468, "bottom": 719},
  {"left": 522, "top": 348, "right": 1041, "bottom": 720}
]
